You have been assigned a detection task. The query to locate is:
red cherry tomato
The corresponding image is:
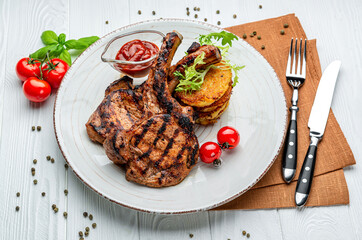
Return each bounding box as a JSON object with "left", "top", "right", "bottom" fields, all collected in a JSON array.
[
  {"left": 217, "top": 126, "right": 240, "bottom": 149},
  {"left": 41, "top": 58, "right": 69, "bottom": 89},
  {"left": 199, "top": 142, "right": 222, "bottom": 164},
  {"left": 15, "top": 58, "right": 41, "bottom": 82},
  {"left": 23, "top": 77, "right": 51, "bottom": 102}
]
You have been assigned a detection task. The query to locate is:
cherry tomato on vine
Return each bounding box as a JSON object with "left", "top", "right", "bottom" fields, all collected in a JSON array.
[
  {"left": 217, "top": 126, "right": 240, "bottom": 149},
  {"left": 15, "top": 58, "right": 41, "bottom": 82},
  {"left": 41, "top": 58, "right": 69, "bottom": 89},
  {"left": 23, "top": 77, "right": 51, "bottom": 102},
  {"left": 199, "top": 142, "right": 222, "bottom": 164}
]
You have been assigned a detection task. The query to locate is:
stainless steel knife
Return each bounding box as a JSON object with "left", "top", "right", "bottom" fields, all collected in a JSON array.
[{"left": 295, "top": 60, "right": 342, "bottom": 207}]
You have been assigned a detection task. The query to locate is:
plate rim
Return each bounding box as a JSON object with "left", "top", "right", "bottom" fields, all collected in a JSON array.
[{"left": 53, "top": 18, "right": 288, "bottom": 214}]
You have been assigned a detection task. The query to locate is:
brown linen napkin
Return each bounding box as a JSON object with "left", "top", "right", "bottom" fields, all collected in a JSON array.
[{"left": 212, "top": 14, "right": 355, "bottom": 210}]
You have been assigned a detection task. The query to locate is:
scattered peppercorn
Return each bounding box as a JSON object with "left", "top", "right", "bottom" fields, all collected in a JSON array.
[
  {"left": 253, "top": 31, "right": 257, "bottom": 35},
  {"left": 247, "top": 233, "right": 250, "bottom": 238},
  {"left": 52, "top": 204, "right": 56, "bottom": 209},
  {"left": 64, "top": 189, "right": 68, "bottom": 196},
  {"left": 89, "top": 214, "right": 93, "bottom": 220},
  {"left": 32, "top": 126, "right": 35, "bottom": 131},
  {"left": 193, "top": 7, "right": 197, "bottom": 11},
  {"left": 187, "top": 11, "right": 190, "bottom": 16},
  {"left": 84, "top": 232, "right": 89, "bottom": 237},
  {"left": 31, "top": 167, "right": 35, "bottom": 171},
  {"left": 204, "top": 18, "right": 207, "bottom": 22},
  {"left": 261, "top": 45, "right": 265, "bottom": 49},
  {"left": 186, "top": 7, "right": 189, "bottom": 11},
  {"left": 257, "top": 36, "right": 261, "bottom": 40},
  {"left": 152, "top": 11, "right": 156, "bottom": 15},
  {"left": 216, "top": 10, "right": 220, "bottom": 14},
  {"left": 284, "top": 23, "right": 289, "bottom": 28},
  {"left": 80, "top": 238, "right": 84, "bottom": 240},
  {"left": 250, "top": 34, "right": 254, "bottom": 37},
  {"left": 16, "top": 206, "right": 20, "bottom": 211},
  {"left": 37, "top": 126, "right": 41, "bottom": 131},
  {"left": 92, "top": 223, "right": 97, "bottom": 229},
  {"left": 64, "top": 164, "right": 69, "bottom": 169},
  {"left": 217, "top": 21, "right": 221, "bottom": 25},
  {"left": 233, "top": 14, "right": 237, "bottom": 19},
  {"left": 33, "top": 159, "right": 37, "bottom": 164},
  {"left": 79, "top": 231, "right": 83, "bottom": 237},
  {"left": 259, "top": 5, "right": 263, "bottom": 9},
  {"left": 105, "top": 20, "right": 108, "bottom": 24},
  {"left": 54, "top": 207, "right": 59, "bottom": 213},
  {"left": 33, "top": 179, "right": 37, "bottom": 185},
  {"left": 63, "top": 212, "right": 68, "bottom": 218},
  {"left": 51, "top": 158, "right": 55, "bottom": 163},
  {"left": 83, "top": 212, "right": 88, "bottom": 217},
  {"left": 85, "top": 227, "right": 90, "bottom": 232},
  {"left": 42, "top": 192, "right": 46, "bottom": 197},
  {"left": 194, "top": 14, "right": 198, "bottom": 19},
  {"left": 189, "top": 233, "right": 194, "bottom": 238},
  {"left": 197, "top": 7, "right": 200, "bottom": 11},
  {"left": 242, "top": 230, "right": 246, "bottom": 236},
  {"left": 280, "top": 30, "right": 285, "bottom": 35},
  {"left": 46, "top": 156, "right": 51, "bottom": 160},
  {"left": 138, "top": 10, "right": 141, "bottom": 15},
  {"left": 16, "top": 192, "right": 20, "bottom": 197},
  {"left": 243, "top": 34, "right": 247, "bottom": 39}
]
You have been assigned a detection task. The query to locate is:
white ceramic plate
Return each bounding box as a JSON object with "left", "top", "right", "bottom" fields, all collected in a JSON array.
[{"left": 54, "top": 19, "right": 287, "bottom": 214}]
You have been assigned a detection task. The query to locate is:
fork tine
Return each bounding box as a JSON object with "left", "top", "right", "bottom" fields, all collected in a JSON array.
[
  {"left": 292, "top": 37, "right": 298, "bottom": 74},
  {"left": 297, "top": 38, "right": 303, "bottom": 75},
  {"left": 286, "top": 38, "right": 293, "bottom": 76},
  {"left": 302, "top": 39, "right": 307, "bottom": 78}
]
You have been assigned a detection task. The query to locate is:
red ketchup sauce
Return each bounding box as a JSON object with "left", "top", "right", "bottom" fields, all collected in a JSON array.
[{"left": 115, "top": 39, "right": 159, "bottom": 78}]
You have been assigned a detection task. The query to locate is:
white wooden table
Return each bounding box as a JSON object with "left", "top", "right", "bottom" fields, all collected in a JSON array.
[{"left": 1, "top": 0, "right": 361, "bottom": 239}]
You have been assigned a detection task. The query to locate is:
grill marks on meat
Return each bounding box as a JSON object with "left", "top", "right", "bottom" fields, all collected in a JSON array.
[{"left": 101, "top": 31, "right": 199, "bottom": 187}]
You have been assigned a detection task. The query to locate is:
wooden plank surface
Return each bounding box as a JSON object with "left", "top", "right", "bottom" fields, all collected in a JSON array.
[{"left": 0, "top": 0, "right": 361, "bottom": 239}]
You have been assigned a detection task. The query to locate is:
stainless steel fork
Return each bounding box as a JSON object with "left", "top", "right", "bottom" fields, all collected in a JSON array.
[{"left": 282, "top": 38, "right": 307, "bottom": 183}]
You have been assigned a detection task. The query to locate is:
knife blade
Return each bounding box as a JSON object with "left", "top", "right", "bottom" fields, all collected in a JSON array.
[{"left": 295, "top": 60, "right": 341, "bottom": 207}]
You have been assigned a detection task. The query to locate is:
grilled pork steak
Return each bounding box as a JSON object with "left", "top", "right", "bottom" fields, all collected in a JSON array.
[{"left": 88, "top": 31, "right": 199, "bottom": 187}]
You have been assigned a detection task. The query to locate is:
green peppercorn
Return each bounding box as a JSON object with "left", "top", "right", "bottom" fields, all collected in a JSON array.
[
  {"left": 51, "top": 158, "right": 55, "bottom": 163},
  {"left": 83, "top": 212, "right": 88, "bottom": 217},
  {"left": 32, "top": 126, "right": 35, "bottom": 131},
  {"left": 89, "top": 214, "right": 93, "bottom": 220},
  {"left": 92, "top": 223, "right": 97, "bottom": 229},
  {"left": 216, "top": 10, "right": 220, "bottom": 14},
  {"left": 217, "top": 21, "right": 221, "bottom": 25},
  {"left": 64, "top": 189, "right": 68, "bottom": 196},
  {"left": 79, "top": 231, "right": 83, "bottom": 237},
  {"left": 247, "top": 233, "right": 250, "bottom": 238},
  {"left": 42, "top": 192, "right": 45, "bottom": 197},
  {"left": 16, "top": 192, "right": 20, "bottom": 197},
  {"left": 85, "top": 227, "right": 90, "bottom": 232},
  {"left": 37, "top": 126, "right": 41, "bottom": 131},
  {"left": 33, "top": 179, "right": 37, "bottom": 185},
  {"left": 16, "top": 206, "right": 20, "bottom": 211},
  {"left": 46, "top": 156, "right": 51, "bottom": 160},
  {"left": 284, "top": 23, "right": 289, "bottom": 28},
  {"left": 233, "top": 14, "right": 237, "bottom": 19},
  {"left": 253, "top": 31, "right": 257, "bottom": 35},
  {"left": 280, "top": 30, "right": 285, "bottom": 35},
  {"left": 63, "top": 212, "right": 68, "bottom": 218},
  {"left": 257, "top": 35, "right": 261, "bottom": 40},
  {"left": 54, "top": 207, "right": 59, "bottom": 213},
  {"left": 194, "top": 14, "right": 198, "bottom": 19},
  {"left": 189, "top": 233, "right": 194, "bottom": 238},
  {"left": 242, "top": 230, "right": 246, "bottom": 236},
  {"left": 33, "top": 159, "right": 37, "bottom": 164},
  {"left": 243, "top": 34, "right": 247, "bottom": 39},
  {"left": 138, "top": 10, "right": 141, "bottom": 15},
  {"left": 152, "top": 11, "right": 156, "bottom": 15},
  {"left": 261, "top": 45, "right": 265, "bottom": 49}
]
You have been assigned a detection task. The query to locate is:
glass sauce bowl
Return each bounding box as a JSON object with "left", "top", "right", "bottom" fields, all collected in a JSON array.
[{"left": 101, "top": 30, "right": 165, "bottom": 79}]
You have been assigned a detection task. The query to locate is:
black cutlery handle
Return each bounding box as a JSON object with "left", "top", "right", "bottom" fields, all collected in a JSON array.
[
  {"left": 282, "top": 107, "right": 298, "bottom": 183},
  {"left": 295, "top": 136, "right": 320, "bottom": 207}
]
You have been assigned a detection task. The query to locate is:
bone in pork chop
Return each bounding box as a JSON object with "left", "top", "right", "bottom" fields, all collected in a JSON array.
[{"left": 99, "top": 31, "right": 199, "bottom": 187}]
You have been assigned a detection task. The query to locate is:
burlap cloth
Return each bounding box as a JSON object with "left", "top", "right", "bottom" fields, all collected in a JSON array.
[{"left": 213, "top": 14, "right": 355, "bottom": 210}]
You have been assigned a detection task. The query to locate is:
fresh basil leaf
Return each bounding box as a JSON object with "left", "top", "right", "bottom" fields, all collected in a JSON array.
[
  {"left": 41, "top": 30, "right": 58, "bottom": 45},
  {"left": 64, "top": 39, "right": 88, "bottom": 50},
  {"left": 49, "top": 45, "right": 64, "bottom": 58},
  {"left": 77, "top": 36, "right": 99, "bottom": 46},
  {"left": 58, "top": 33, "right": 66, "bottom": 45},
  {"left": 59, "top": 49, "right": 72, "bottom": 66},
  {"left": 30, "top": 45, "right": 57, "bottom": 59}
]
